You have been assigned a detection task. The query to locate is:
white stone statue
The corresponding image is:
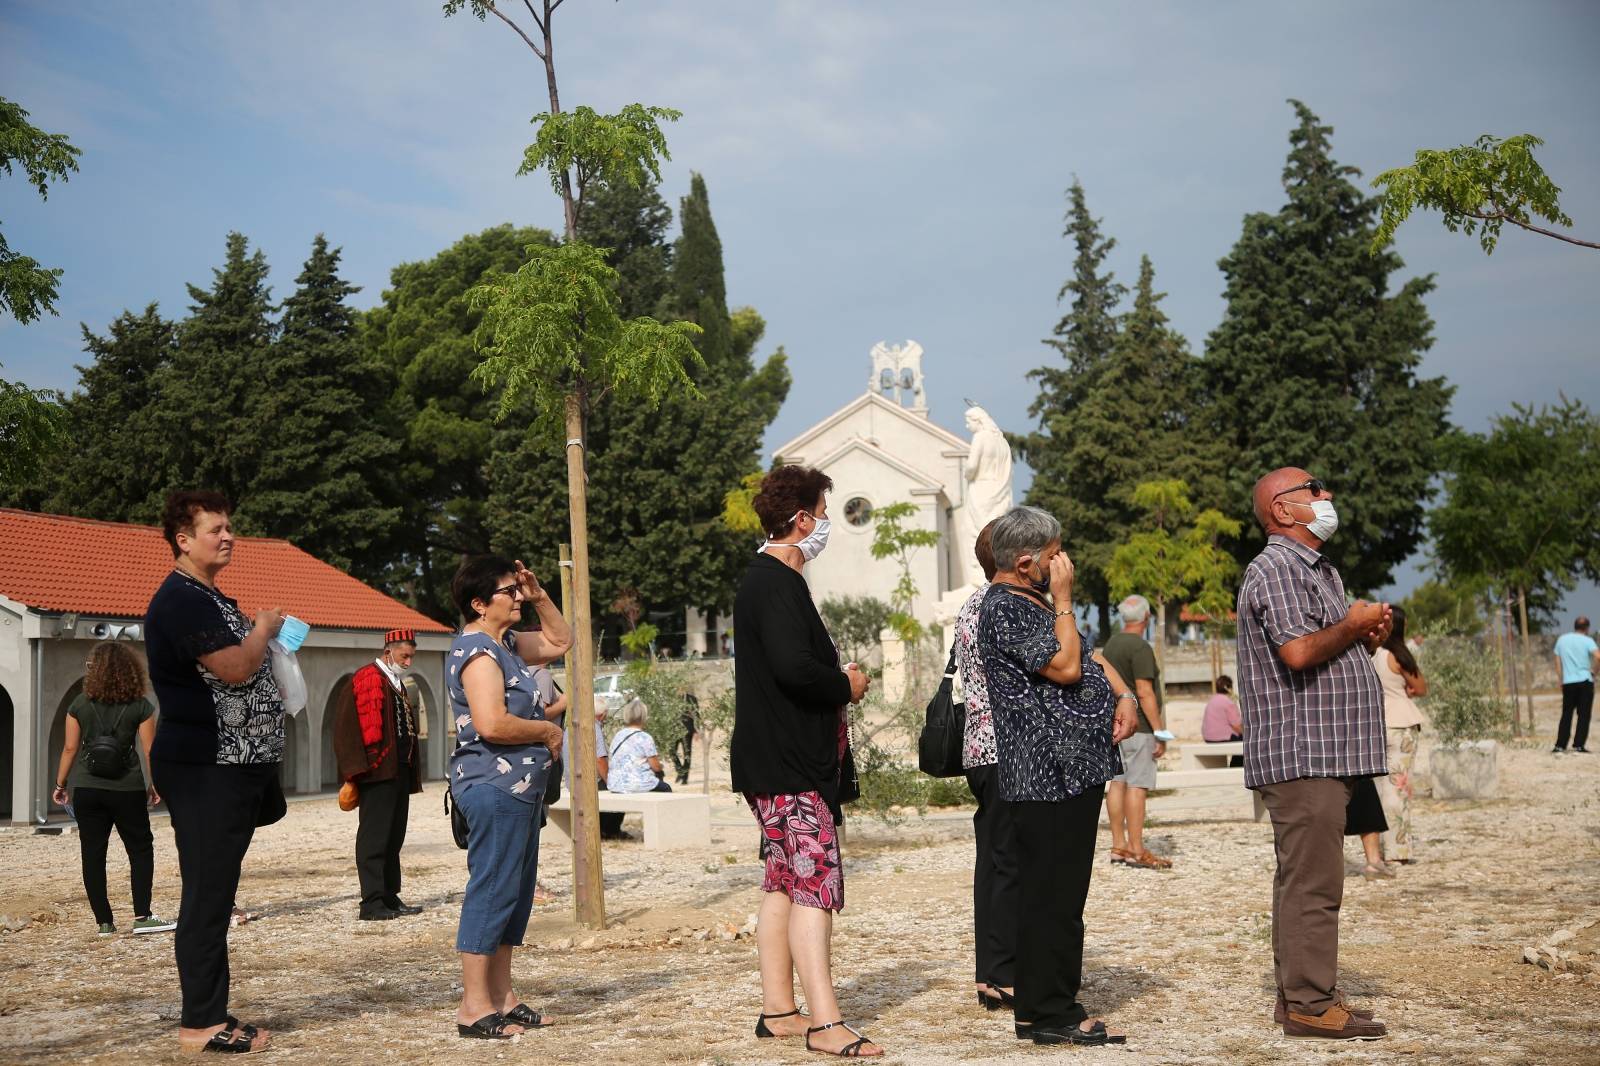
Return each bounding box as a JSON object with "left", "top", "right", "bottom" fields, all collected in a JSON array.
[{"left": 955, "top": 405, "right": 1015, "bottom": 588}]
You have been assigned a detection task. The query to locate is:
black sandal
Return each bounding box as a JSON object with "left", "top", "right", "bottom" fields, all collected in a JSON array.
[
  {"left": 456, "top": 1012, "right": 516, "bottom": 1040},
  {"left": 186, "top": 1026, "right": 266, "bottom": 1055},
  {"left": 1068, "top": 1020, "right": 1126, "bottom": 1046},
  {"left": 805, "top": 1019, "right": 880, "bottom": 1057},
  {"left": 504, "top": 1003, "right": 548, "bottom": 1029},
  {"left": 755, "top": 1007, "right": 805, "bottom": 1038}
]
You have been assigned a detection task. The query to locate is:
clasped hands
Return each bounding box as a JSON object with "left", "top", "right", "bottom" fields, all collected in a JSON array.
[{"left": 1348, "top": 599, "right": 1393, "bottom": 648}]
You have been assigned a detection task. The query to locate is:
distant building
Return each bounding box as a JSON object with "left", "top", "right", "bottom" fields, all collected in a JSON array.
[
  {"left": 769, "top": 341, "right": 975, "bottom": 630},
  {"left": 0, "top": 509, "right": 453, "bottom": 825}
]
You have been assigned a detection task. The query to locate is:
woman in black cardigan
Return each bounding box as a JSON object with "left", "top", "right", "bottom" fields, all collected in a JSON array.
[{"left": 731, "top": 464, "right": 881, "bottom": 1059}]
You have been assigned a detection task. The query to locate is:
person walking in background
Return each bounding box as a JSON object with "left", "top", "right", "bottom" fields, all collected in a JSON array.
[
  {"left": 446, "top": 554, "right": 571, "bottom": 1039},
  {"left": 51, "top": 641, "right": 175, "bottom": 938},
  {"left": 333, "top": 628, "right": 424, "bottom": 921},
  {"left": 1237, "top": 469, "right": 1390, "bottom": 1041},
  {"left": 953, "top": 520, "right": 1015, "bottom": 1012},
  {"left": 144, "top": 490, "right": 287, "bottom": 1055},
  {"left": 1101, "top": 594, "right": 1172, "bottom": 870},
  {"left": 977, "top": 506, "right": 1138, "bottom": 1047},
  {"left": 606, "top": 701, "right": 672, "bottom": 793},
  {"left": 730, "top": 464, "right": 881, "bottom": 1058},
  {"left": 1344, "top": 777, "right": 1391, "bottom": 880},
  {"left": 1373, "top": 607, "right": 1427, "bottom": 863},
  {"left": 1553, "top": 616, "right": 1597, "bottom": 753}
]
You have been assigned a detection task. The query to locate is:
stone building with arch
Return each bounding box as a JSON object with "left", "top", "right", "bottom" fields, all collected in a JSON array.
[{"left": 0, "top": 509, "right": 453, "bottom": 825}]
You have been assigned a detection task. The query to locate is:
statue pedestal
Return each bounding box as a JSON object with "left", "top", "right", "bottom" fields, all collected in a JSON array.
[{"left": 879, "top": 627, "right": 907, "bottom": 704}]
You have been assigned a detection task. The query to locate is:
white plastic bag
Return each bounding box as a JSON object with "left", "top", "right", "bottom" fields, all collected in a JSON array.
[{"left": 270, "top": 643, "right": 308, "bottom": 717}]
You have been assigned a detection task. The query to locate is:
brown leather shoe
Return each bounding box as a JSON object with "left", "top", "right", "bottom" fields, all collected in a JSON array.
[
  {"left": 1273, "top": 994, "right": 1375, "bottom": 1025},
  {"left": 1283, "top": 1004, "right": 1386, "bottom": 1040}
]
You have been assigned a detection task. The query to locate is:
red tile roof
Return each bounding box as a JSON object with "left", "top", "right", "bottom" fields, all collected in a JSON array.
[{"left": 0, "top": 509, "right": 450, "bottom": 633}]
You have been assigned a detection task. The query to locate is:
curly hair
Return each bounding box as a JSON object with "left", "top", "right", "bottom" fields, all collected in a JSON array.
[
  {"left": 752, "top": 464, "right": 833, "bottom": 538},
  {"left": 161, "top": 489, "right": 231, "bottom": 558},
  {"left": 84, "top": 641, "right": 149, "bottom": 704}
]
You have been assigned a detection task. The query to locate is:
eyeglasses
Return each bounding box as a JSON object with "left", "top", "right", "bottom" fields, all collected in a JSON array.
[
  {"left": 491, "top": 583, "right": 523, "bottom": 600},
  {"left": 1271, "top": 478, "right": 1327, "bottom": 501}
]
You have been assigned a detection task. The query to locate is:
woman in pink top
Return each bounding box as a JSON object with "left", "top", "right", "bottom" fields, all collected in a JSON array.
[
  {"left": 1372, "top": 606, "right": 1427, "bottom": 863},
  {"left": 1201, "top": 675, "right": 1242, "bottom": 741}
]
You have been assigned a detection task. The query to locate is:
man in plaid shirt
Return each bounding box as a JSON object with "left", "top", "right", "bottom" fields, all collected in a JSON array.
[{"left": 1237, "top": 468, "right": 1392, "bottom": 1041}]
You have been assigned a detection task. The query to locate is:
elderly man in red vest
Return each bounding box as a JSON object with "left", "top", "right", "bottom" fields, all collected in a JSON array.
[{"left": 334, "top": 628, "right": 424, "bottom": 920}]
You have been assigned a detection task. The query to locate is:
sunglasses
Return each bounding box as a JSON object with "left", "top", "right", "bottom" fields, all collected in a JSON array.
[
  {"left": 1271, "top": 478, "right": 1327, "bottom": 501},
  {"left": 491, "top": 582, "right": 523, "bottom": 600}
]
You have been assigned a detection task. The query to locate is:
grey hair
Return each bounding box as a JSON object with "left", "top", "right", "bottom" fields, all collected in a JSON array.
[
  {"left": 621, "top": 699, "right": 649, "bottom": 727},
  {"left": 1119, "top": 594, "right": 1151, "bottom": 625},
  {"left": 990, "top": 505, "right": 1061, "bottom": 572}
]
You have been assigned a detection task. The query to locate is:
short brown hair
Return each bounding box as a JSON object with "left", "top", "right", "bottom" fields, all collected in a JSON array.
[
  {"left": 83, "top": 642, "right": 148, "bottom": 704},
  {"left": 975, "top": 518, "right": 998, "bottom": 582},
  {"left": 161, "top": 490, "right": 231, "bottom": 557},
  {"left": 752, "top": 464, "right": 833, "bottom": 539}
]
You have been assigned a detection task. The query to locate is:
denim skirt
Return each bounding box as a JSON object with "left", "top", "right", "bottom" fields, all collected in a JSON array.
[{"left": 455, "top": 783, "right": 543, "bottom": 955}]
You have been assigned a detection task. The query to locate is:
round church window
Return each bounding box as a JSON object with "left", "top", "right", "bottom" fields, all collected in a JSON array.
[{"left": 843, "top": 496, "right": 873, "bottom": 527}]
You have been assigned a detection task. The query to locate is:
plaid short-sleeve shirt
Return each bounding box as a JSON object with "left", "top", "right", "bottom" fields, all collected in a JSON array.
[{"left": 1236, "top": 535, "right": 1386, "bottom": 788}]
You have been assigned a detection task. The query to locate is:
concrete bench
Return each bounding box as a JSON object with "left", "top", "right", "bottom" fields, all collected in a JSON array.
[
  {"left": 544, "top": 791, "right": 711, "bottom": 850},
  {"left": 1143, "top": 752, "right": 1267, "bottom": 821}
]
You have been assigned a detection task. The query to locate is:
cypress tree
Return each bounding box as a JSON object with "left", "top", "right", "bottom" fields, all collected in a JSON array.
[
  {"left": 1018, "top": 179, "right": 1127, "bottom": 633},
  {"left": 150, "top": 232, "right": 276, "bottom": 507},
  {"left": 43, "top": 304, "right": 177, "bottom": 520},
  {"left": 1203, "top": 101, "right": 1453, "bottom": 593},
  {"left": 236, "top": 235, "right": 400, "bottom": 577},
  {"left": 672, "top": 172, "right": 734, "bottom": 372}
]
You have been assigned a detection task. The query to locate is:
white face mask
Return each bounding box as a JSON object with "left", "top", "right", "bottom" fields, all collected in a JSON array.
[
  {"left": 1296, "top": 499, "right": 1339, "bottom": 542},
  {"left": 762, "top": 510, "right": 831, "bottom": 561}
]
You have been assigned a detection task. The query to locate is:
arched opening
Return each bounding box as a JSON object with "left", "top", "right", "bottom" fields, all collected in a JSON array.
[
  {"left": 281, "top": 710, "right": 301, "bottom": 793},
  {"left": 320, "top": 674, "right": 353, "bottom": 791},
  {"left": 47, "top": 679, "right": 86, "bottom": 815},
  {"left": 403, "top": 674, "right": 437, "bottom": 781},
  {"left": 0, "top": 683, "right": 14, "bottom": 821}
]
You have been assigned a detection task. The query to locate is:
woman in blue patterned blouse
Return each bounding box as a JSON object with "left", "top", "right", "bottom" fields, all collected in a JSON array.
[
  {"left": 445, "top": 554, "right": 571, "bottom": 1040},
  {"left": 977, "top": 506, "right": 1138, "bottom": 1048}
]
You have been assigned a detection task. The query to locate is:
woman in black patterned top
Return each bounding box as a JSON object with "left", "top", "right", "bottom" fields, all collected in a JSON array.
[
  {"left": 145, "top": 490, "right": 286, "bottom": 1055},
  {"left": 976, "top": 505, "right": 1138, "bottom": 1048}
]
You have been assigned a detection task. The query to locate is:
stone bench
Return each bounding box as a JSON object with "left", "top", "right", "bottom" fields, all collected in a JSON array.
[
  {"left": 1144, "top": 745, "right": 1266, "bottom": 821},
  {"left": 544, "top": 791, "right": 711, "bottom": 850}
]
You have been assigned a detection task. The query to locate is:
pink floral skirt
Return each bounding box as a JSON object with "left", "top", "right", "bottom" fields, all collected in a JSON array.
[{"left": 745, "top": 791, "right": 844, "bottom": 911}]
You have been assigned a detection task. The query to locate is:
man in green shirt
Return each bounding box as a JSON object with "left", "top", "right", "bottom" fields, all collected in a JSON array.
[{"left": 1101, "top": 595, "right": 1171, "bottom": 870}]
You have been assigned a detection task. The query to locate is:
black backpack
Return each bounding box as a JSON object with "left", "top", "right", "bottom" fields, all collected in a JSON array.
[{"left": 83, "top": 705, "right": 136, "bottom": 779}]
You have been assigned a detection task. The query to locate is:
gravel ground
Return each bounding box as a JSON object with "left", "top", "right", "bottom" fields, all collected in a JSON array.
[{"left": 1, "top": 693, "right": 1595, "bottom": 1065}]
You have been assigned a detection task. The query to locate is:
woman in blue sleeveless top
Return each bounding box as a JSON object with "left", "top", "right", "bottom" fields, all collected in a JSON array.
[{"left": 445, "top": 554, "right": 570, "bottom": 1040}]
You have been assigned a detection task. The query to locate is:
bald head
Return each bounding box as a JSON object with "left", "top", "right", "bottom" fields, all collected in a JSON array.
[{"left": 1253, "top": 467, "right": 1312, "bottom": 531}]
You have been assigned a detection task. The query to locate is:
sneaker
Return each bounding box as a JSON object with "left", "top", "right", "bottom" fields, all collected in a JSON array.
[
  {"left": 131, "top": 915, "right": 177, "bottom": 934},
  {"left": 97, "top": 922, "right": 116, "bottom": 936}
]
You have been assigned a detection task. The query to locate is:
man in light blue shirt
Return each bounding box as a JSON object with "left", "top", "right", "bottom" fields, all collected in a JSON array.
[{"left": 1553, "top": 616, "right": 1597, "bottom": 753}]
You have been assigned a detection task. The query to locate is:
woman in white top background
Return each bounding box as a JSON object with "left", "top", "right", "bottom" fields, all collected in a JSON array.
[{"left": 1373, "top": 606, "right": 1427, "bottom": 864}]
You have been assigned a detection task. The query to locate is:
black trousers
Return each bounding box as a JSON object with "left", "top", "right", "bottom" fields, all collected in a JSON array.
[
  {"left": 966, "top": 764, "right": 1019, "bottom": 988},
  {"left": 1011, "top": 785, "right": 1105, "bottom": 1028},
  {"left": 355, "top": 775, "right": 412, "bottom": 911},
  {"left": 1556, "top": 681, "right": 1594, "bottom": 750},
  {"left": 74, "top": 786, "right": 154, "bottom": 926},
  {"left": 150, "top": 760, "right": 280, "bottom": 1029}
]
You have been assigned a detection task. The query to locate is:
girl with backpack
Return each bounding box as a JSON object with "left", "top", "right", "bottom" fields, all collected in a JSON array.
[{"left": 51, "top": 641, "right": 175, "bottom": 937}]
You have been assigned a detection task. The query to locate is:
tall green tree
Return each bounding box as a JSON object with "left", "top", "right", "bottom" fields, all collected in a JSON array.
[
  {"left": 672, "top": 172, "right": 734, "bottom": 370},
  {"left": 1203, "top": 101, "right": 1453, "bottom": 594},
  {"left": 0, "top": 95, "right": 80, "bottom": 494},
  {"left": 486, "top": 176, "right": 789, "bottom": 632},
  {"left": 41, "top": 305, "right": 178, "bottom": 519},
  {"left": 1017, "top": 178, "right": 1127, "bottom": 633},
  {"left": 147, "top": 232, "right": 277, "bottom": 508},
  {"left": 236, "top": 235, "right": 400, "bottom": 577},
  {"left": 361, "top": 224, "right": 555, "bottom": 619}
]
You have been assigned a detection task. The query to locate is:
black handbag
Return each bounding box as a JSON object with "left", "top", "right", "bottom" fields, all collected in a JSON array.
[
  {"left": 917, "top": 644, "right": 966, "bottom": 778},
  {"left": 444, "top": 787, "right": 469, "bottom": 850}
]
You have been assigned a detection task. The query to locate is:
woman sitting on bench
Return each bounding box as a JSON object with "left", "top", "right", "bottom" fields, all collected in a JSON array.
[{"left": 606, "top": 701, "right": 671, "bottom": 794}]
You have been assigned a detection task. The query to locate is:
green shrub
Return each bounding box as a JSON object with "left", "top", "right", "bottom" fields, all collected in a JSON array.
[
  {"left": 925, "top": 775, "right": 975, "bottom": 807},
  {"left": 1419, "top": 634, "right": 1513, "bottom": 744}
]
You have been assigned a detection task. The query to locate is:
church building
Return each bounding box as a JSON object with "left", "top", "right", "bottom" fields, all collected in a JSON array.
[{"left": 770, "top": 341, "right": 982, "bottom": 632}]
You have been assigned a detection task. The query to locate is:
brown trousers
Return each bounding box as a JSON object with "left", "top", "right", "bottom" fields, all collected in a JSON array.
[{"left": 1257, "top": 776, "right": 1354, "bottom": 1015}]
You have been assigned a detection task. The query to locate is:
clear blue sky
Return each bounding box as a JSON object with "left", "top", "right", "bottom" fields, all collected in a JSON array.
[{"left": 3, "top": 1, "right": 1597, "bottom": 614}]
